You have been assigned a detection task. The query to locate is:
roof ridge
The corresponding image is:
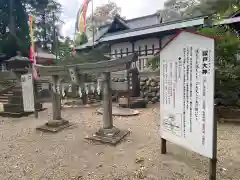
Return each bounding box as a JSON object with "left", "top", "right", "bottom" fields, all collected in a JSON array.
[{"left": 99, "top": 12, "right": 160, "bottom": 29}]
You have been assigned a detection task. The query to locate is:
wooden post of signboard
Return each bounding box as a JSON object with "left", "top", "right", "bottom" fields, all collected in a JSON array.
[
  {"left": 209, "top": 92, "right": 217, "bottom": 179},
  {"left": 126, "top": 64, "right": 131, "bottom": 108},
  {"left": 161, "top": 138, "right": 167, "bottom": 154},
  {"left": 209, "top": 152, "right": 217, "bottom": 180},
  {"left": 209, "top": 42, "right": 217, "bottom": 180},
  {"left": 33, "top": 79, "right": 38, "bottom": 118}
]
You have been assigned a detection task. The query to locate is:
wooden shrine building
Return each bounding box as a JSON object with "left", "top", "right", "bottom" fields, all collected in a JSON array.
[
  {"left": 76, "top": 12, "right": 240, "bottom": 72},
  {"left": 35, "top": 47, "right": 56, "bottom": 65}
]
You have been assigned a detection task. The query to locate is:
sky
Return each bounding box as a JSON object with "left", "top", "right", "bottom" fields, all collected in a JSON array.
[{"left": 57, "top": 0, "right": 166, "bottom": 37}]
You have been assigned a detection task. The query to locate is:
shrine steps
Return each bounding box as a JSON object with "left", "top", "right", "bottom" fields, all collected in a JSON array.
[
  {"left": 0, "top": 83, "right": 43, "bottom": 117},
  {"left": 0, "top": 95, "right": 10, "bottom": 103}
]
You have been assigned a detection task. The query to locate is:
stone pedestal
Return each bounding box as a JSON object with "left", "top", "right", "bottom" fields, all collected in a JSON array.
[
  {"left": 36, "top": 119, "right": 72, "bottom": 133},
  {"left": 36, "top": 75, "right": 73, "bottom": 133},
  {"left": 85, "top": 126, "right": 129, "bottom": 145},
  {"left": 85, "top": 72, "right": 129, "bottom": 145}
]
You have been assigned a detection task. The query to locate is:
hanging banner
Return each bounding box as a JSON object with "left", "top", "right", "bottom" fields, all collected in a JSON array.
[{"left": 29, "top": 15, "right": 38, "bottom": 80}]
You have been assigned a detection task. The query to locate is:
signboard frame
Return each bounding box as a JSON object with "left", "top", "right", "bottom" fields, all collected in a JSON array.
[{"left": 159, "top": 30, "right": 217, "bottom": 180}]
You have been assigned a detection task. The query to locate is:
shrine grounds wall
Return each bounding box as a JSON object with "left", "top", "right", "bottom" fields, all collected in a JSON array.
[{"left": 139, "top": 71, "right": 160, "bottom": 104}]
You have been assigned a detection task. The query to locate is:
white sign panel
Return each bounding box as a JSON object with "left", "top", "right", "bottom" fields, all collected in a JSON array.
[
  {"left": 160, "top": 31, "right": 215, "bottom": 158},
  {"left": 21, "top": 73, "right": 35, "bottom": 112}
]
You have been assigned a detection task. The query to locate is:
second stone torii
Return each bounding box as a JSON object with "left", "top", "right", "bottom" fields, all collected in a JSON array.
[{"left": 35, "top": 54, "right": 136, "bottom": 145}]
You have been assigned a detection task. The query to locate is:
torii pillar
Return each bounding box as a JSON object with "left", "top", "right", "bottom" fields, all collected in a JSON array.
[
  {"left": 36, "top": 74, "right": 73, "bottom": 133},
  {"left": 85, "top": 72, "right": 129, "bottom": 145}
]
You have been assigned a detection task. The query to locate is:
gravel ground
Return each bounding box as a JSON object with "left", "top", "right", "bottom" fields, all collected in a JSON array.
[{"left": 0, "top": 103, "right": 240, "bottom": 180}]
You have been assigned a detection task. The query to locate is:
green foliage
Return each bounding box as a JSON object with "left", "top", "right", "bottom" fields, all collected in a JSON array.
[
  {"left": 0, "top": 0, "right": 61, "bottom": 58},
  {"left": 149, "top": 25, "right": 240, "bottom": 106},
  {"left": 56, "top": 48, "right": 109, "bottom": 65},
  {"left": 193, "top": 0, "right": 240, "bottom": 17},
  {"left": 0, "top": 0, "right": 33, "bottom": 57},
  {"left": 160, "top": 0, "right": 240, "bottom": 21},
  {"left": 30, "top": 0, "right": 62, "bottom": 53},
  {"left": 147, "top": 55, "right": 160, "bottom": 70},
  {"left": 58, "top": 36, "right": 73, "bottom": 61},
  {"left": 155, "top": 0, "right": 240, "bottom": 107},
  {"left": 75, "top": 32, "right": 88, "bottom": 46},
  {"left": 199, "top": 26, "right": 240, "bottom": 106}
]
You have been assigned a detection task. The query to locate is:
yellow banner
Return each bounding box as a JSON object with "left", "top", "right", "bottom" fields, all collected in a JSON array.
[{"left": 78, "top": 11, "right": 85, "bottom": 33}]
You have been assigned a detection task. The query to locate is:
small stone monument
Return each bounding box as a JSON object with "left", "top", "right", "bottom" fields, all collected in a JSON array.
[{"left": 0, "top": 52, "right": 42, "bottom": 117}]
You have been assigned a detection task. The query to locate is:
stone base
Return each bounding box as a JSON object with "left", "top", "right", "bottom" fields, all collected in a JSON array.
[
  {"left": 0, "top": 108, "right": 46, "bottom": 118},
  {"left": 85, "top": 127, "right": 130, "bottom": 145},
  {"left": 97, "top": 107, "right": 139, "bottom": 116},
  {"left": 36, "top": 119, "right": 73, "bottom": 133},
  {"left": 62, "top": 102, "right": 101, "bottom": 109},
  {"left": 119, "top": 97, "right": 147, "bottom": 109}
]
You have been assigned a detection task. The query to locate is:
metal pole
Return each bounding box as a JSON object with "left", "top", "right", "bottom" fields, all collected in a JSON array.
[
  {"left": 9, "top": 0, "right": 16, "bottom": 36},
  {"left": 52, "top": 12, "right": 58, "bottom": 61},
  {"left": 209, "top": 42, "right": 217, "bottom": 180},
  {"left": 127, "top": 64, "right": 131, "bottom": 108},
  {"left": 209, "top": 107, "right": 217, "bottom": 180},
  {"left": 91, "top": 0, "right": 94, "bottom": 49},
  {"left": 32, "top": 68, "right": 38, "bottom": 118}
]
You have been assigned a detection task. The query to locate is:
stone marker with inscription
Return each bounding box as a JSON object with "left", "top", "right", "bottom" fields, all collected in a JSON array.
[{"left": 21, "top": 73, "right": 35, "bottom": 112}]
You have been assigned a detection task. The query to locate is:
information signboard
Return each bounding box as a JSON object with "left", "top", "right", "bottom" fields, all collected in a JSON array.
[
  {"left": 159, "top": 31, "right": 215, "bottom": 159},
  {"left": 21, "top": 73, "right": 35, "bottom": 112}
]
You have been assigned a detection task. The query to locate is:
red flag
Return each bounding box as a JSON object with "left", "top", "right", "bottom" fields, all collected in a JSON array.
[
  {"left": 28, "top": 15, "right": 38, "bottom": 79},
  {"left": 83, "top": 0, "right": 90, "bottom": 32}
]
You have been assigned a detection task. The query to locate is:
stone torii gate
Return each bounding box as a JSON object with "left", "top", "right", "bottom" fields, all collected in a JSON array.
[{"left": 35, "top": 54, "right": 136, "bottom": 145}]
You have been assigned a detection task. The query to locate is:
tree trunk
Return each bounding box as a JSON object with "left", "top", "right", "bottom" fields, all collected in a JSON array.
[
  {"left": 42, "top": 10, "right": 47, "bottom": 49},
  {"left": 9, "top": 0, "right": 16, "bottom": 36}
]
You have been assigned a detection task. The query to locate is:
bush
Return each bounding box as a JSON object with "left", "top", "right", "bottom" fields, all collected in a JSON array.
[{"left": 199, "top": 26, "right": 240, "bottom": 107}]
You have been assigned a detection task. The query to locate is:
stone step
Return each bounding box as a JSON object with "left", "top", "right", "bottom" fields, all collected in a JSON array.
[
  {"left": 2, "top": 92, "right": 13, "bottom": 96},
  {"left": 3, "top": 104, "right": 24, "bottom": 113},
  {"left": 119, "top": 97, "right": 147, "bottom": 109},
  {"left": 0, "top": 96, "right": 9, "bottom": 99},
  {"left": 0, "top": 99, "right": 9, "bottom": 103},
  {"left": 2, "top": 102, "right": 42, "bottom": 113},
  {"left": 12, "top": 90, "right": 22, "bottom": 96},
  {"left": 8, "top": 96, "right": 23, "bottom": 104}
]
